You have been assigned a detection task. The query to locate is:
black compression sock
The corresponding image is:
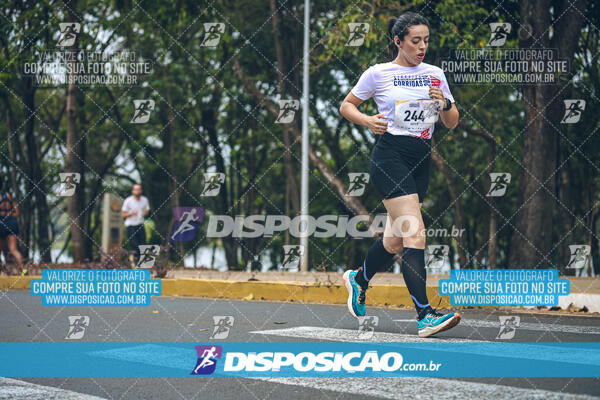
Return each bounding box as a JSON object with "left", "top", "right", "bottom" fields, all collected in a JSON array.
[
  {"left": 401, "top": 247, "right": 431, "bottom": 319},
  {"left": 355, "top": 238, "right": 395, "bottom": 289}
]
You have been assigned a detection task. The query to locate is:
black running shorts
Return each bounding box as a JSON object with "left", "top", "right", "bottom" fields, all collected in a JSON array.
[
  {"left": 0, "top": 216, "right": 19, "bottom": 238},
  {"left": 370, "top": 132, "right": 432, "bottom": 203}
]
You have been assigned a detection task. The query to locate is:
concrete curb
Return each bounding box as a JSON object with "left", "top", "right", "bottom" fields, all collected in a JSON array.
[
  {"left": 3, "top": 276, "right": 599, "bottom": 312},
  {"left": 160, "top": 278, "right": 449, "bottom": 308},
  {"left": 0, "top": 275, "right": 444, "bottom": 308},
  {"left": 0, "top": 276, "right": 32, "bottom": 290}
]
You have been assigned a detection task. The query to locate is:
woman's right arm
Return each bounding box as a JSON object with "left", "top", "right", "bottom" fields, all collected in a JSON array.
[{"left": 339, "top": 92, "right": 388, "bottom": 135}]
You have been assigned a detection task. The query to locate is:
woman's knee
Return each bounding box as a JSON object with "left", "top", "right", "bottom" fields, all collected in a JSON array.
[
  {"left": 402, "top": 235, "right": 426, "bottom": 250},
  {"left": 382, "top": 236, "right": 403, "bottom": 254}
]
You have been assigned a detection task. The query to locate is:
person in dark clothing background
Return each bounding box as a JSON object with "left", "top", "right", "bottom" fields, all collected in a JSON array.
[{"left": 0, "top": 174, "right": 23, "bottom": 267}]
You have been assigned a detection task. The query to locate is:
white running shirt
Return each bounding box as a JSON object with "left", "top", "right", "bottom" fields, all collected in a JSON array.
[
  {"left": 351, "top": 62, "right": 454, "bottom": 139},
  {"left": 121, "top": 195, "right": 150, "bottom": 226}
]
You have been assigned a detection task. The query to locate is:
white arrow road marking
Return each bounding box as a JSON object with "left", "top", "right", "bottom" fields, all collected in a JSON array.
[
  {"left": 250, "top": 326, "right": 600, "bottom": 365},
  {"left": 250, "top": 326, "right": 479, "bottom": 343},
  {"left": 392, "top": 318, "right": 600, "bottom": 335}
]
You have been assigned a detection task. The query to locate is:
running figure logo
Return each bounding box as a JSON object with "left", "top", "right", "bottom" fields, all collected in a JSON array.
[
  {"left": 137, "top": 245, "right": 160, "bottom": 268},
  {"left": 58, "top": 173, "right": 81, "bottom": 197},
  {"left": 486, "top": 172, "right": 511, "bottom": 197},
  {"left": 346, "top": 23, "right": 370, "bottom": 47},
  {"left": 169, "top": 207, "right": 205, "bottom": 242},
  {"left": 65, "top": 316, "right": 89, "bottom": 339},
  {"left": 561, "top": 100, "right": 586, "bottom": 124},
  {"left": 200, "top": 23, "right": 225, "bottom": 47},
  {"left": 566, "top": 245, "right": 590, "bottom": 270},
  {"left": 201, "top": 173, "right": 225, "bottom": 196},
  {"left": 210, "top": 316, "right": 234, "bottom": 339},
  {"left": 487, "top": 23, "right": 511, "bottom": 47},
  {"left": 426, "top": 245, "right": 449, "bottom": 271},
  {"left": 281, "top": 245, "right": 304, "bottom": 271},
  {"left": 346, "top": 173, "right": 370, "bottom": 196},
  {"left": 130, "top": 100, "right": 155, "bottom": 124},
  {"left": 191, "top": 345, "right": 222, "bottom": 375},
  {"left": 57, "top": 23, "right": 80, "bottom": 47},
  {"left": 358, "top": 316, "right": 379, "bottom": 340},
  {"left": 496, "top": 316, "right": 520, "bottom": 340},
  {"left": 275, "top": 100, "right": 300, "bottom": 124},
  {"left": 423, "top": 100, "right": 442, "bottom": 122}
]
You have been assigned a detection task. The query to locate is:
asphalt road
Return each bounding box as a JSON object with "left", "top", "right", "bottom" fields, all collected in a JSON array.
[{"left": 1, "top": 289, "right": 599, "bottom": 399}]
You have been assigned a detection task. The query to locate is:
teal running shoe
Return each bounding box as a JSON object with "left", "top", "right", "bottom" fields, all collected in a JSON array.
[
  {"left": 343, "top": 270, "right": 367, "bottom": 318},
  {"left": 417, "top": 308, "right": 461, "bottom": 338}
]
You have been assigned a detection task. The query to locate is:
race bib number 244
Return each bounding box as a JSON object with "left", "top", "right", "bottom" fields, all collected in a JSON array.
[{"left": 394, "top": 99, "right": 441, "bottom": 132}]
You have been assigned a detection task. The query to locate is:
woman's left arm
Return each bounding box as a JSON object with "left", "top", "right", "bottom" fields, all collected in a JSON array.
[{"left": 428, "top": 86, "right": 459, "bottom": 130}]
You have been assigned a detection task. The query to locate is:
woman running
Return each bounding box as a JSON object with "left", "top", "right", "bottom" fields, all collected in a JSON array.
[
  {"left": 0, "top": 175, "right": 23, "bottom": 267},
  {"left": 340, "top": 12, "right": 461, "bottom": 338}
]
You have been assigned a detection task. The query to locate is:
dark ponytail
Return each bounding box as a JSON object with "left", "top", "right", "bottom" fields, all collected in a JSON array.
[{"left": 388, "top": 12, "right": 429, "bottom": 60}]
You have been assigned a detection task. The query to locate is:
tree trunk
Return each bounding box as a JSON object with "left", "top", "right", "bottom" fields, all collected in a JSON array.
[
  {"left": 508, "top": 0, "right": 587, "bottom": 268},
  {"left": 165, "top": 85, "right": 184, "bottom": 262},
  {"left": 21, "top": 79, "right": 53, "bottom": 263},
  {"left": 459, "top": 123, "right": 499, "bottom": 268},
  {"left": 270, "top": 0, "right": 301, "bottom": 215},
  {"left": 486, "top": 143, "right": 498, "bottom": 269},
  {"left": 63, "top": 0, "right": 87, "bottom": 262},
  {"left": 203, "top": 96, "right": 238, "bottom": 268},
  {"left": 243, "top": 127, "right": 259, "bottom": 268},
  {"left": 430, "top": 142, "right": 468, "bottom": 267},
  {"left": 557, "top": 156, "right": 573, "bottom": 274}
]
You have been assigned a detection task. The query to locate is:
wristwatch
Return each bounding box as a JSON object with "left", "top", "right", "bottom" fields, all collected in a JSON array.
[{"left": 442, "top": 98, "right": 452, "bottom": 111}]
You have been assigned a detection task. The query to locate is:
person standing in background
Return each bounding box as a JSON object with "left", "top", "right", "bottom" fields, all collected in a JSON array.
[
  {"left": 121, "top": 183, "right": 150, "bottom": 264},
  {"left": 0, "top": 174, "right": 23, "bottom": 269}
]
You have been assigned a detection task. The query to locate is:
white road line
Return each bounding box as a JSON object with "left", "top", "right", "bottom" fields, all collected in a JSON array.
[
  {"left": 255, "top": 377, "right": 598, "bottom": 400},
  {"left": 250, "top": 326, "right": 479, "bottom": 342},
  {"left": 250, "top": 326, "right": 600, "bottom": 366},
  {"left": 0, "top": 377, "right": 106, "bottom": 400},
  {"left": 392, "top": 318, "right": 600, "bottom": 335},
  {"left": 560, "top": 294, "right": 600, "bottom": 313}
]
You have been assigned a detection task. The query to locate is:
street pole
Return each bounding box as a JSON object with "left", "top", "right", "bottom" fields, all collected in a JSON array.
[{"left": 300, "top": 0, "right": 310, "bottom": 271}]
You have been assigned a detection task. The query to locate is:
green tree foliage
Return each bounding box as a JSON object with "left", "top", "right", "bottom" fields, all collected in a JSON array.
[{"left": 0, "top": 0, "right": 597, "bottom": 272}]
